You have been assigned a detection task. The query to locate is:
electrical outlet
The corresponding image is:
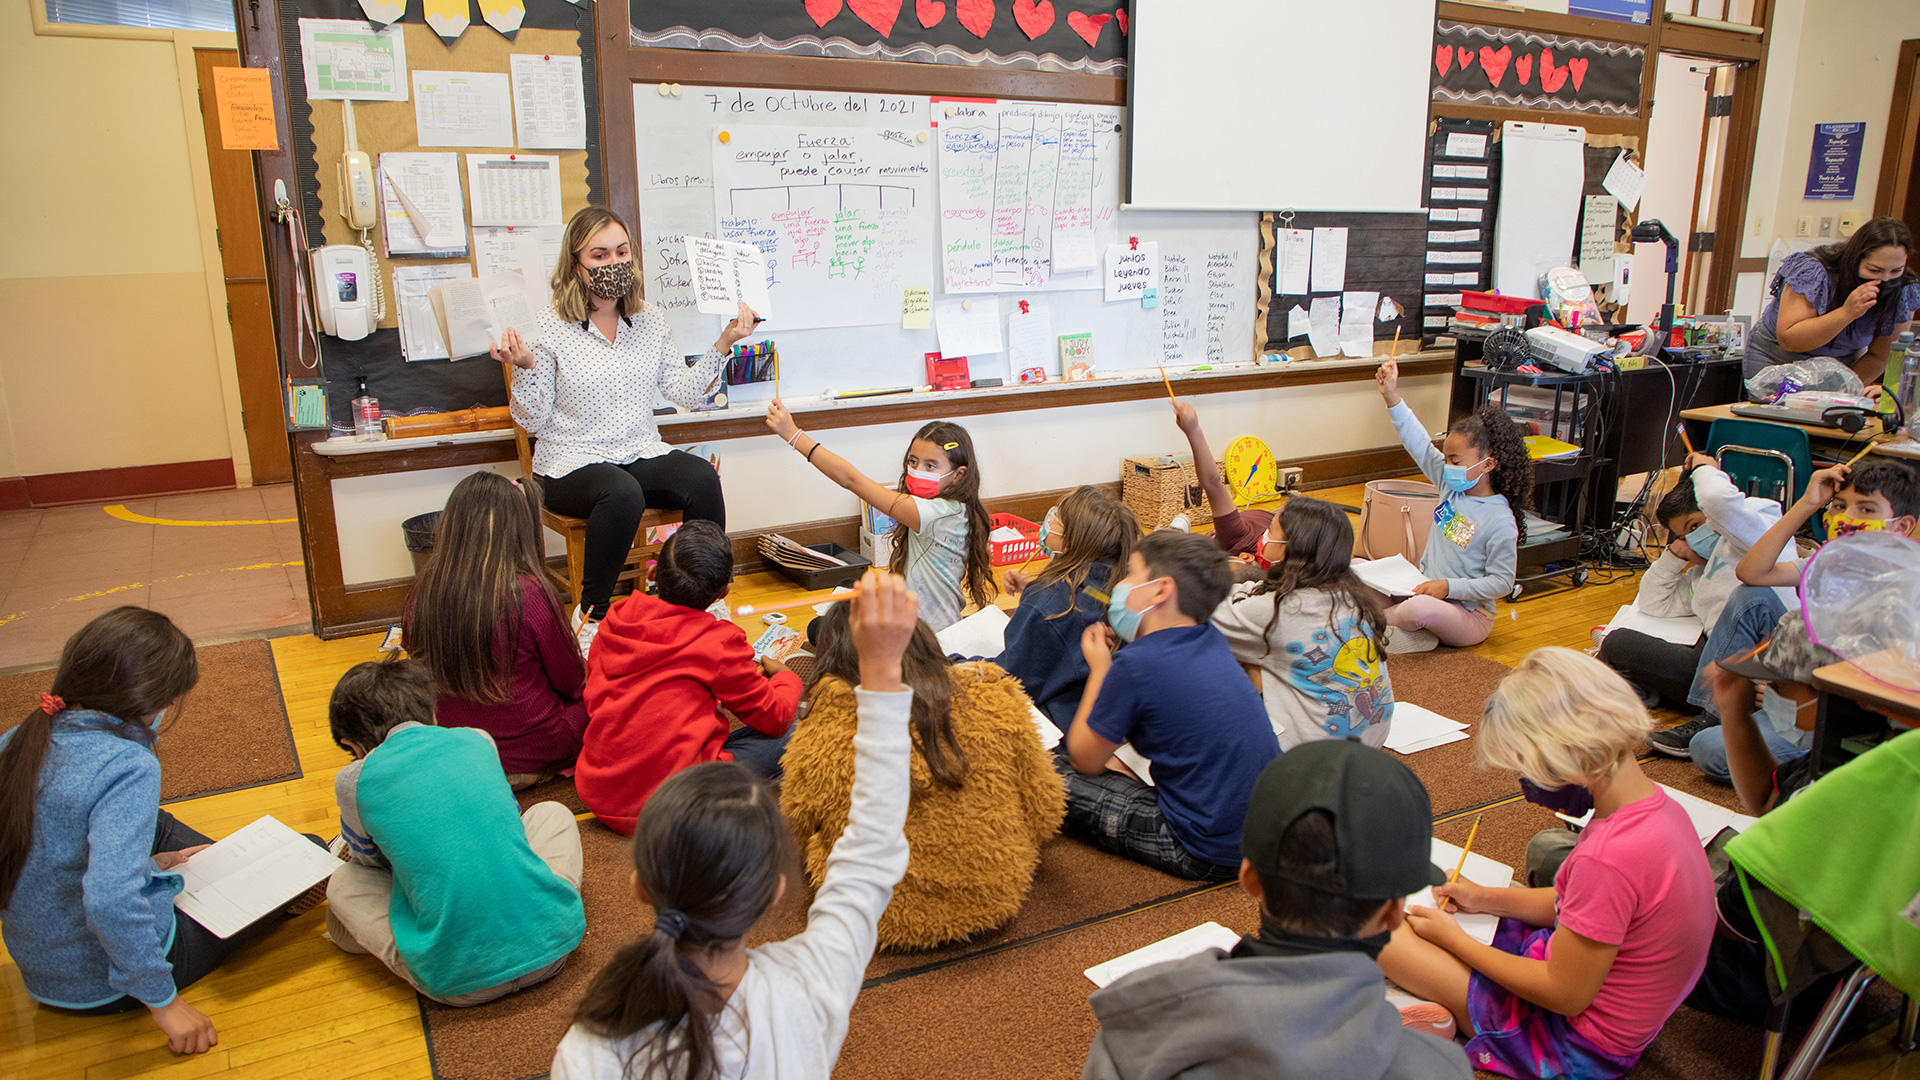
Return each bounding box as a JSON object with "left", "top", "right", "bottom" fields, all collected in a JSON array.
[
  {"left": 1752, "top": 214, "right": 1764, "bottom": 237},
  {"left": 1279, "top": 466, "right": 1303, "bottom": 493},
  {"left": 1797, "top": 216, "right": 1813, "bottom": 237},
  {"left": 1819, "top": 216, "right": 1834, "bottom": 238}
]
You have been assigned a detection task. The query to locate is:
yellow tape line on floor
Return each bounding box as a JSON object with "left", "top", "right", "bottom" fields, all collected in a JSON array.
[
  {"left": 0, "top": 561, "right": 306, "bottom": 629},
  {"left": 105, "top": 505, "right": 297, "bottom": 527}
]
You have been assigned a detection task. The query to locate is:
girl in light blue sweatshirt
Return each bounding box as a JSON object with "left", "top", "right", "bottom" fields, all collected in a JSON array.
[
  {"left": 1373, "top": 360, "right": 1533, "bottom": 649},
  {"left": 0, "top": 608, "right": 299, "bottom": 1055}
]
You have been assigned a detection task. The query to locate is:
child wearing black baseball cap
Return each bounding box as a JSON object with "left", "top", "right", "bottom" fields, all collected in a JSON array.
[{"left": 1082, "top": 740, "right": 1470, "bottom": 1080}]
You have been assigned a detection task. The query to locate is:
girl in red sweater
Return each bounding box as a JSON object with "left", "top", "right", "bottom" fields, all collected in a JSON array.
[
  {"left": 581, "top": 520, "right": 802, "bottom": 835},
  {"left": 403, "top": 472, "right": 587, "bottom": 787}
]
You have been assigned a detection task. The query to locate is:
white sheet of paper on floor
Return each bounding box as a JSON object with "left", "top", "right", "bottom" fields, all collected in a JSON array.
[
  {"left": 1384, "top": 703, "right": 1470, "bottom": 755},
  {"left": 1408, "top": 839, "right": 1513, "bottom": 946},
  {"left": 1084, "top": 922, "right": 1242, "bottom": 988},
  {"left": 935, "top": 604, "right": 1010, "bottom": 659},
  {"left": 173, "top": 816, "right": 343, "bottom": 939},
  {"left": 1112, "top": 743, "right": 1154, "bottom": 787},
  {"left": 1350, "top": 554, "right": 1428, "bottom": 598},
  {"left": 1556, "top": 783, "right": 1757, "bottom": 844},
  {"left": 1604, "top": 604, "right": 1703, "bottom": 646}
]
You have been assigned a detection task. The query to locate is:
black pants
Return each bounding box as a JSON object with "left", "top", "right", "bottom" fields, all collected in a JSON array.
[
  {"left": 539, "top": 451, "right": 727, "bottom": 615},
  {"left": 64, "top": 812, "right": 302, "bottom": 1016},
  {"left": 1597, "top": 628, "right": 1705, "bottom": 709}
]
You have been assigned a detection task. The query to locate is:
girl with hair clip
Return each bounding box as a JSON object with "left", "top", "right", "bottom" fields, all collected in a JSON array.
[
  {"left": 550, "top": 571, "right": 919, "bottom": 1080},
  {"left": 1378, "top": 647, "right": 1715, "bottom": 1079},
  {"left": 1745, "top": 215, "right": 1918, "bottom": 388},
  {"left": 1373, "top": 360, "right": 1533, "bottom": 651},
  {"left": 0, "top": 608, "right": 317, "bottom": 1054},
  {"left": 780, "top": 601, "right": 1065, "bottom": 950},
  {"left": 765, "top": 406, "right": 995, "bottom": 632},
  {"left": 403, "top": 471, "right": 588, "bottom": 789},
  {"left": 1211, "top": 496, "right": 1395, "bottom": 749},
  {"left": 990, "top": 487, "right": 1140, "bottom": 735}
]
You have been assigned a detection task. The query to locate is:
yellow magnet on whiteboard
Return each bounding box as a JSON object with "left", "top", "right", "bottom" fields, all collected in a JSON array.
[
  {"left": 719, "top": 131, "right": 731, "bottom": 143},
  {"left": 422, "top": 0, "right": 469, "bottom": 40},
  {"left": 961, "top": 299, "right": 973, "bottom": 311},
  {"left": 671, "top": 84, "right": 683, "bottom": 97},
  {"left": 917, "top": 131, "right": 927, "bottom": 143},
  {"left": 944, "top": 105, "right": 956, "bottom": 117},
  {"left": 478, "top": 0, "right": 523, "bottom": 36},
  {"left": 657, "top": 84, "right": 670, "bottom": 96}
]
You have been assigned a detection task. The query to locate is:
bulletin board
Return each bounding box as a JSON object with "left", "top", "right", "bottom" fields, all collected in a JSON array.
[
  {"left": 1253, "top": 212, "right": 1430, "bottom": 357},
  {"left": 279, "top": 0, "right": 601, "bottom": 430}
]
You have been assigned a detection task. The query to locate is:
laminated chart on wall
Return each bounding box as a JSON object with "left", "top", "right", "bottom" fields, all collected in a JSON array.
[
  {"left": 710, "top": 124, "right": 935, "bottom": 332},
  {"left": 936, "top": 100, "right": 1123, "bottom": 293}
]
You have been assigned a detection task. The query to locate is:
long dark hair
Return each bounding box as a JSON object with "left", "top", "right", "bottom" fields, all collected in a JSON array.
[
  {"left": 888, "top": 420, "right": 997, "bottom": 609},
  {"left": 1448, "top": 405, "right": 1534, "bottom": 544},
  {"left": 1247, "top": 498, "right": 1386, "bottom": 657},
  {"left": 0, "top": 607, "right": 196, "bottom": 907},
  {"left": 1809, "top": 216, "right": 1916, "bottom": 322},
  {"left": 1032, "top": 487, "right": 1137, "bottom": 620},
  {"left": 808, "top": 602, "right": 967, "bottom": 788},
  {"left": 407, "top": 472, "right": 571, "bottom": 704},
  {"left": 572, "top": 762, "right": 793, "bottom": 1080}
]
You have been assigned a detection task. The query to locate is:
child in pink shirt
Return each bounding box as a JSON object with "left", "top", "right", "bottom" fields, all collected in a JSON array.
[{"left": 1379, "top": 647, "right": 1716, "bottom": 1078}]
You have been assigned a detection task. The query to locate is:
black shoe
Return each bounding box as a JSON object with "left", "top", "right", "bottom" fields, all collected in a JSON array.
[{"left": 1647, "top": 715, "right": 1717, "bottom": 758}]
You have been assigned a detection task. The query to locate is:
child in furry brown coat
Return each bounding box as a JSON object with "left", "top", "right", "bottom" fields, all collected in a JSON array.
[{"left": 780, "top": 602, "right": 1065, "bottom": 950}]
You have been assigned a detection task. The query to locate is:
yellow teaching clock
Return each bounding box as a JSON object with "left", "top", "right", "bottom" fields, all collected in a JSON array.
[{"left": 1223, "top": 435, "right": 1279, "bottom": 507}]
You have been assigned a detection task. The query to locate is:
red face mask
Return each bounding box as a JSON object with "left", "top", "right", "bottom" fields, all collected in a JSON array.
[{"left": 903, "top": 467, "right": 950, "bottom": 499}]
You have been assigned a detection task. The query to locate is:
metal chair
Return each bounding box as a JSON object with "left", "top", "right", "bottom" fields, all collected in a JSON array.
[{"left": 1707, "top": 417, "right": 1813, "bottom": 517}]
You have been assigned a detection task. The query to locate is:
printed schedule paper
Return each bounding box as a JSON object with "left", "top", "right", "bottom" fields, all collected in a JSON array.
[
  {"left": 412, "top": 70, "right": 514, "bottom": 148},
  {"left": 509, "top": 53, "right": 586, "bottom": 150},
  {"left": 466, "top": 154, "right": 563, "bottom": 227},
  {"left": 173, "top": 816, "right": 342, "bottom": 939}
]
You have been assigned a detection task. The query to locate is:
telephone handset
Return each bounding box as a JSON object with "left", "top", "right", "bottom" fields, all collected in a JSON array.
[{"left": 331, "top": 99, "right": 385, "bottom": 329}]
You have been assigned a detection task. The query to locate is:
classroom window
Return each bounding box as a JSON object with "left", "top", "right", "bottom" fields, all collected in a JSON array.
[{"left": 42, "top": 0, "right": 234, "bottom": 32}]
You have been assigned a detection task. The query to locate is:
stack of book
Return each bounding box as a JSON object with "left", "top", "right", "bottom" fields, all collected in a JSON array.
[{"left": 758, "top": 533, "right": 848, "bottom": 573}]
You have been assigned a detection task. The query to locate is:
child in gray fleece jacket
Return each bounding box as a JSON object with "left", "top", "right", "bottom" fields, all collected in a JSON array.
[{"left": 1082, "top": 740, "right": 1469, "bottom": 1080}]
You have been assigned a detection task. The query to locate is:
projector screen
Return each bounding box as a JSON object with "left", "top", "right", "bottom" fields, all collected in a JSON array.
[{"left": 1127, "top": 0, "right": 1438, "bottom": 214}]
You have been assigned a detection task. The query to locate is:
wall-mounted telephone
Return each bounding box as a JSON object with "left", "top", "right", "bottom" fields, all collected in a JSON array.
[
  {"left": 338, "top": 103, "right": 377, "bottom": 231},
  {"left": 334, "top": 99, "right": 385, "bottom": 327},
  {"left": 311, "top": 245, "right": 374, "bottom": 340}
]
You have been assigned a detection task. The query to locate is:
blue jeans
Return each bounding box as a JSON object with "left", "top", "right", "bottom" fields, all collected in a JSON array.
[
  {"left": 1687, "top": 585, "right": 1790, "bottom": 717},
  {"left": 722, "top": 724, "right": 793, "bottom": 780},
  {"left": 1688, "top": 723, "right": 1810, "bottom": 783}
]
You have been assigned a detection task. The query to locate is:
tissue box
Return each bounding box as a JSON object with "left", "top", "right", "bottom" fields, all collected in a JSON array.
[{"left": 861, "top": 527, "right": 894, "bottom": 568}]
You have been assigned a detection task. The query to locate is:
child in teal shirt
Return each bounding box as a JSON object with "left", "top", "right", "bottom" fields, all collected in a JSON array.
[{"left": 325, "top": 660, "right": 586, "bottom": 1005}]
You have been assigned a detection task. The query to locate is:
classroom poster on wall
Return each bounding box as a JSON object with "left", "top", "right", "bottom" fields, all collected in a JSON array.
[
  {"left": 1803, "top": 123, "right": 1864, "bottom": 201},
  {"left": 1430, "top": 21, "right": 1644, "bottom": 118},
  {"left": 627, "top": 0, "right": 1130, "bottom": 75}
]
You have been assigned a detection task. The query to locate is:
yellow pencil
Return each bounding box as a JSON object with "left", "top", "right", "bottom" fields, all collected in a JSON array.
[
  {"left": 1448, "top": 815, "right": 1483, "bottom": 885},
  {"left": 1387, "top": 327, "right": 1401, "bottom": 361},
  {"left": 1157, "top": 362, "right": 1177, "bottom": 402},
  {"left": 1845, "top": 436, "right": 1884, "bottom": 467}
]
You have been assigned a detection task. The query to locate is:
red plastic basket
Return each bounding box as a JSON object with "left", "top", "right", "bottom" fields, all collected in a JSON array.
[{"left": 989, "top": 513, "right": 1042, "bottom": 566}]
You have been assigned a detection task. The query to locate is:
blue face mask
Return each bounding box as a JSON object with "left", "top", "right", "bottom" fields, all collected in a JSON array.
[
  {"left": 1106, "top": 577, "right": 1165, "bottom": 643},
  {"left": 1685, "top": 522, "right": 1719, "bottom": 560},
  {"left": 1441, "top": 457, "right": 1490, "bottom": 493}
]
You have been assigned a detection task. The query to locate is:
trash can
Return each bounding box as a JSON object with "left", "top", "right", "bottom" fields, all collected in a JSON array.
[{"left": 403, "top": 511, "right": 441, "bottom": 577}]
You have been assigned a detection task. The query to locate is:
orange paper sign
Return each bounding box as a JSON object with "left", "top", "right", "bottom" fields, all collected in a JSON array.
[{"left": 211, "top": 66, "right": 278, "bottom": 151}]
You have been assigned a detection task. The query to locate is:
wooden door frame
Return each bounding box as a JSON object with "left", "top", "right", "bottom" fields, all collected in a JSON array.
[
  {"left": 172, "top": 32, "right": 259, "bottom": 486},
  {"left": 1873, "top": 40, "right": 1920, "bottom": 224}
]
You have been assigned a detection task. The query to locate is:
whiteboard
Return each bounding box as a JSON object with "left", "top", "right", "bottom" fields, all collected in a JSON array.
[
  {"left": 1127, "top": 0, "right": 1437, "bottom": 213},
  {"left": 634, "top": 84, "right": 1260, "bottom": 404}
]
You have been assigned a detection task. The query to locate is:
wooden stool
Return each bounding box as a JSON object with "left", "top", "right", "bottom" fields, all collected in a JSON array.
[{"left": 510, "top": 419, "right": 683, "bottom": 611}]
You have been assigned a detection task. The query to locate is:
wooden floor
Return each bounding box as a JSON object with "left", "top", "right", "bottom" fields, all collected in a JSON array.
[{"left": 3, "top": 480, "right": 1911, "bottom": 1080}]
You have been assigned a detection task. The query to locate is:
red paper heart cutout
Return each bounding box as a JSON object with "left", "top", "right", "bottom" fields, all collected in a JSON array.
[
  {"left": 1435, "top": 44, "right": 1453, "bottom": 76},
  {"left": 1069, "top": 10, "right": 1111, "bottom": 46},
  {"left": 1480, "top": 45, "right": 1510, "bottom": 87},
  {"left": 1114, "top": 7, "right": 1127, "bottom": 34},
  {"left": 1516, "top": 52, "right": 1533, "bottom": 85},
  {"left": 804, "top": 0, "right": 843, "bottom": 28},
  {"left": 1458, "top": 45, "right": 1474, "bottom": 70},
  {"left": 957, "top": 0, "right": 993, "bottom": 36},
  {"left": 1538, "top": 49, "right": 1567, "bottom": 92},
  {"left": 1567, "top": 56, "right": 1588, "bottom": 91},
  {"left": 915, "top": 0, "right": 944, "bottom": 26},
  {"left": 848, "top": 0, "right": 901, "bottom": 36},
  {"left": 1012, "top": 0, "right": 1054, "bottom": 39}
]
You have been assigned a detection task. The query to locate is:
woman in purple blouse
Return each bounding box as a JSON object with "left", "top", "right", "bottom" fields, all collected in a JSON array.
[{"left": 1746, "top": 216, "right": 1919, "bottom": 392}]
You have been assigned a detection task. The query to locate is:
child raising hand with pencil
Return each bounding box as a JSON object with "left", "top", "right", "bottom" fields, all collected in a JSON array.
[
  {"left": 1377, "top": 648, "right": 1714, "bottom": 1079},
  {"left": 767, "top": 402, "right": 994, "bottom": 632}
]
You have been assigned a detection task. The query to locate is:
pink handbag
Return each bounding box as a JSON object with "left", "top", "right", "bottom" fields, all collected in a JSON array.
[{"left": 1357, "top": 479, "right": 1440, "bottom": 564}]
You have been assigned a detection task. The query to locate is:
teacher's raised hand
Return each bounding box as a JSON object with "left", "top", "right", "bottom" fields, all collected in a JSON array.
[
  {"left": 718, "top": 301, "right": 758, "bottom": 350},
  {"left": 491, "top": 327, "right": 536, "bottom": 370}
]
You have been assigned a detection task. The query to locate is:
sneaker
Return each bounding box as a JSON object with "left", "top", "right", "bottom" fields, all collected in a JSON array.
[
  {"left": 1385, "top": 627, "right": 1440, "bottom": 654},
  {"left": 1588, "top": 626, "right": 1609, "bottom": 656},
  {"left": 1167, "top": 513, "right": 1192, "bottom": 532},
  {"left": 1388, "top": 993, "right": 1458, "bottom": 1041},
  {"left": 1647, "top": 715, "right": 1717, "bottom": 758}
]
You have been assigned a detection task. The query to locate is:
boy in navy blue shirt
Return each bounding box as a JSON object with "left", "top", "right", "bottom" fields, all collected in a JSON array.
[{"left": 1063, "top": 530, "right": 1282, "bottom": 879}]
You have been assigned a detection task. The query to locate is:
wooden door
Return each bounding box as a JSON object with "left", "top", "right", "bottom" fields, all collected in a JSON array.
[{"left": 194, "top": 48, "right": 292, "bottom": 485}]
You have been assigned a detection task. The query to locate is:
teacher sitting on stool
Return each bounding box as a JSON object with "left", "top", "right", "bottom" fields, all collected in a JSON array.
[
  {"left": 493, "top": 205, "right": 756, "bottom": 648},
  {"left": 1745, "top": 215, "right": 1919, "bottom": 395}
]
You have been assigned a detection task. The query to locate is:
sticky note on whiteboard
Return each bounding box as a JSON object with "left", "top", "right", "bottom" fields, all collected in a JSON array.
[{"left": 902, "top": 286, "right": 932, "bottom": 329}]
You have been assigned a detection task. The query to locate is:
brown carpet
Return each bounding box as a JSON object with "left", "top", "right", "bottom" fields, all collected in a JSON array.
[
  {"left": 1389, "top": 650, "right": 1524, "bottom": 815},
  {"left": 0, "top": 638, "right": 299, "bottom": 803},
  {"left": 515, "top": 774, "right": 587, "bottom": 814},
  {"left": 1638, "top": 754, "right": 1750, "bottom": 813}
]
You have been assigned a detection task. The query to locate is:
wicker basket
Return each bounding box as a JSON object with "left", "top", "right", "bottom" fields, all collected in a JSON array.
[{"left": 1121, "top": 455, "right": 1223, "bottom": 531}]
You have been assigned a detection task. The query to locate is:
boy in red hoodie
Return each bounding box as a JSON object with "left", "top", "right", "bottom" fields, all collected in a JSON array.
[{"left": 579, "top": 520, "right": 802, "bottom": 835}]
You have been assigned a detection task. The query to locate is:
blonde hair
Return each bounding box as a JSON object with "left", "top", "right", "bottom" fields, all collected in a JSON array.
[
  {"left": 1477, "top": 647, "right": 1653, "bottom": 787},
  {"left": 551, "top": 206, "right": 643, "bottom": 323}
]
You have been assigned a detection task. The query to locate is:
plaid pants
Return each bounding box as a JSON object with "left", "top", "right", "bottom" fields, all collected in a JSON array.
[{"left": 1056, "top": 758, "right": 1237, "bottom": 881}]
